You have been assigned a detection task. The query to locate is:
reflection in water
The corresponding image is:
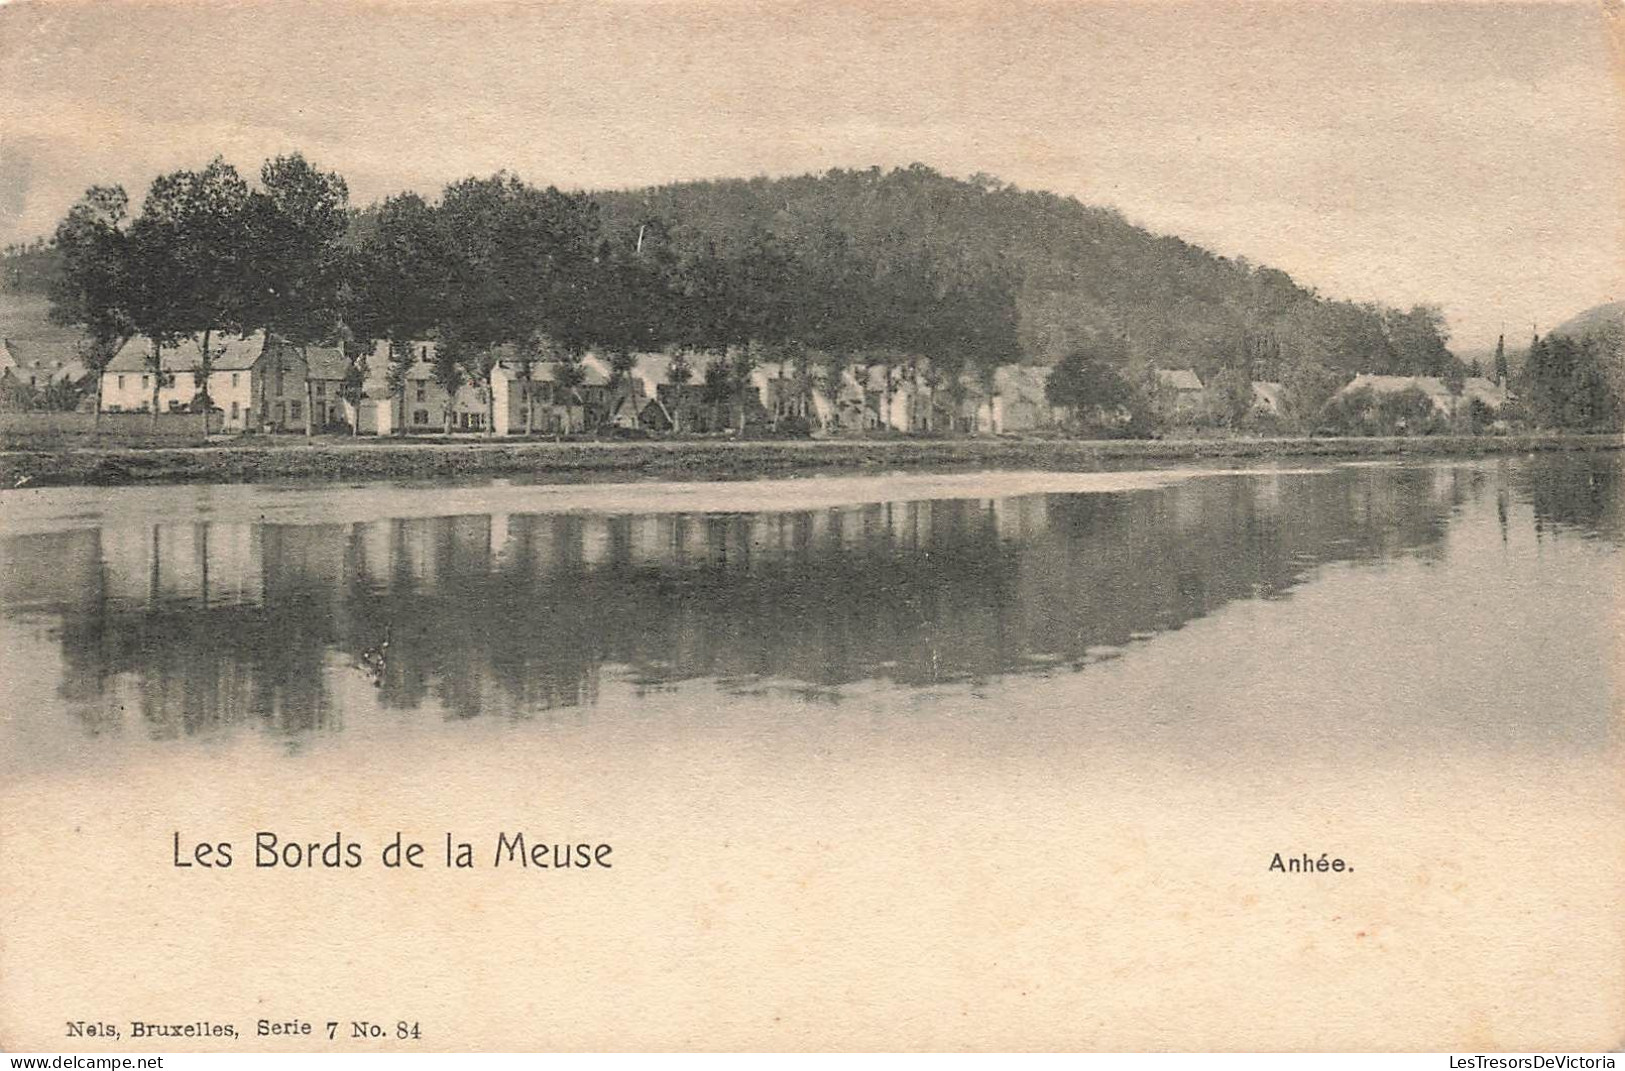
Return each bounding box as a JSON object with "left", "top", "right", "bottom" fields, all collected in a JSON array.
[{"left": 0, "top": 454, "right": 1618, "bottom": 742}]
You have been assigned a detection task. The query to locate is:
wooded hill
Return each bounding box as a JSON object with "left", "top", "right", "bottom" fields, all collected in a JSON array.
[
  {"left": 7, "top": 162, "right": 1455, "bottom": 393},
  {"left": 588, "top": 166, "right": 1458, "bottom": 383}
]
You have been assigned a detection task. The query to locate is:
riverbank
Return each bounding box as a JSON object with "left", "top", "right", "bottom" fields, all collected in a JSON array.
[{"left": 2, "top": 432, "right": 1620, "bottom": 488}]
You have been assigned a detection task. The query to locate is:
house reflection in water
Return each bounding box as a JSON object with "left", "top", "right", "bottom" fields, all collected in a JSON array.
[{"left": 1, "top": 456, "right": 1616, "bottom": 742}]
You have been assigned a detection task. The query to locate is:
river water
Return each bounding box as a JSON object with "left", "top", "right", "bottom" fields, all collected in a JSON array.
[{"left": 0, "top": 455, "right": 1619, "bottom": 1049}]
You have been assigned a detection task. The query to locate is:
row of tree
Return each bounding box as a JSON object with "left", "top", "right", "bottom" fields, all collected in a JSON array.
[
  {"left": 50, "top": 155, "right": 353, "bottom": 428},
  {"left": 47, "top": 158, "right": 1032, "bottom": 433},
  {"left": 55, "top": 156, "right": 1613, "bottom": 438},
  {"left": 1520, "top": 326, "right": 1624, "bottom": 431}
]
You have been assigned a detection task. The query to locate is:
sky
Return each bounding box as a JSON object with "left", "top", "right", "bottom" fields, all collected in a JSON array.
[{"left": 1, "top": 0, "right": 1621, "bottom": 351}]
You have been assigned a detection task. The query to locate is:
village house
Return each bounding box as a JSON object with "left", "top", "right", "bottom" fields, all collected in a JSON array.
[
  {"left": 750, "top": 359, "right": 845, "bottom": 429},
  {"left": 642, "top": 383, "right": 728, "bottom": 433},
  {"left": 1155, "top": 368, "right": 1206, "bottom": 412},
  {"left": 829, "top": 364, "right": 886, "bottom": 431},
  {"left": 959, "top": 365, "right": 1063, "bottom": 434},
  {"left": 100, "top": 332, "right": 314, "bottom": 431},
  {"left": 873, "top": 365, "right": 934, "bottom": 433},
  {"left": 579, "top": 352, "right": 646, "bottom": 428},
  {"left": 490, "top": 357, "right": 609, "bottom": 434},
  {"left": 302, "top": 347, "right": 353, "bottom": 431},
  {"left": 1334, "top": 373, "right": 1510, "bottom": 417},
  {"left": 1, "top": 337, "right": 92, "bottom": 393},
  {"left": 345, "top": 341, "right": 494, "bottom": 434}
]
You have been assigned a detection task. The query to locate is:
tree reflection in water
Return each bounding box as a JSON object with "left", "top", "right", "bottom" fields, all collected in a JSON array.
[{"left": 0, "top": 455, "right": 1616, "bottom": 740}]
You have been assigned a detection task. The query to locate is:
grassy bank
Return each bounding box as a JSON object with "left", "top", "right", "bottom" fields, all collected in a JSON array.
[{"left": 2, "top": 432, "right": 1620, "bottom": 489}]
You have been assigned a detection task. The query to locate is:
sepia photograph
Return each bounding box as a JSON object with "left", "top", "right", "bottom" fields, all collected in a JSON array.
[{"left": 0, "top": 0, "right": 1621, "bottom": 1056}]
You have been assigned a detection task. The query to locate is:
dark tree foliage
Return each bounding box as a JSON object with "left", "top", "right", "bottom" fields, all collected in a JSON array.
[
  {"left": 246, "top": 154, "right": 351, "bottom": 346},
  {"left": 49, "top": 186, "right": 134, "bottom": 423},
  {"left": 593, "top": 165, "right": 1450, "bottom": 380},
  {"left": 1520, "top": 329, "right": 1623, "bottom": 431},
  {"left": 1044, "top": 345, "right": 1136, "bottom": 425},
  {"left": 30, "top": 160, "right": 1473, "bottom": 432},
  {"left": 1320, "top": 386, "right": 1443, "bottom": 437}
]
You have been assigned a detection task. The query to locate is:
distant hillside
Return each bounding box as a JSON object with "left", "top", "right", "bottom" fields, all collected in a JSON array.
[
  {"left": 6, "top": 164, "right": 1456, "bottom": 381},
  {"left": 1, "top": 240, "right": 60, "bottom": 299},
  {"left": 592, "top": 167, "right": 1456, "bottom": 380},
  {"left": 0, "top": 292, "right": 77, "bottom": 342},
  {"left": 1550, "top": 300, "right": 1625, "bottom": 342}
]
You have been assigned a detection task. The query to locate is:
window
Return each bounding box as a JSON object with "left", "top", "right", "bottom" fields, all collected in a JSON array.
[
  {"left": 315, "top": 381, "right": 326, "bottom": 397},
  {"left": 141, "top": 375, "right": 150, "bottom": 389},
  {"left": 413, "top": 409, "right": 430, "bottom": 425},
  {"left": 117, "top": 375, "right": 126, "bottom": 390},
  {"left": 416, "top": 384, "right": 427, "bottom": 402},
  {"left": 230, "top": 401, "right": 240, "bottom": 420},
  {"left": 232, "top": 373, "right": 240, "bottom": 388},
  {"left": 290, "top": 401, "right": 302, "bottom": 421}
]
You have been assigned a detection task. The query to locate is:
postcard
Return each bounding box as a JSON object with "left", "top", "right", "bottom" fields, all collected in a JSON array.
[{"left": 1, "top": 0, "right": 1620, "bottom": 1054}]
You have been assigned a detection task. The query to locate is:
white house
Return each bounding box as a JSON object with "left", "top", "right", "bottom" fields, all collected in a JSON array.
[
  {"left": 1334, "top": 374, "right": 1510, "bottom": 417},
  {"left": 968, "top": 365, "right": 1063, "bottom": 434},
  {"left": 490, "top": 359, "right": 608, "bottom": 434},
  {"left": 100, "top": 333, "right": 314, "bottom": 431}
]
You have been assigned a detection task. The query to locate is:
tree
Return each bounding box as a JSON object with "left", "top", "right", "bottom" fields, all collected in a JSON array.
[
  {"left": 1384, "top": 304, "right": 1454, "bottom": 377},
  {"left": 434, "top": 174, "right": 602, "bottom": 436},
  {"left": 731, "top": 345, "right": 759, "bottom": 431},
  {"left": 1493, "top": 334, "right": 1509, "bottom": 384},
  {"left": 430, "top": 338, "right": 466, "bottom": 434},
  {"left": 1280, "top": 358, "right": 1346, "bottom": 434},
  {"left": 1044, "top": 348, "right": 1136, "bottom": 433},
  {"left": 665, "top": 350, "right": 694, "bottom": 433},
  {"left": 246, "top": 153, "right": 350, "bottom": 437},
  {"left": 339, "top": 347, "right": 368, "bottom": 437},
  {"left": 605, "top": 350, "right": 639, "bottom": 428},
  {"left": 134, "top": 158, "right": 254, "bottom": 433},
  {"left": 347, "top": 192, "right": 447, "bottom": 435},
  {"left": 508, "top": 333, "right": 548, "bottom": 436},
  {"left": 1204, "top": 366, "right": 1255, "bottom": 430},
  {"left": 554, "top": 352, "right": 586, "bottom": 434},
  {"left": 1520, "top": 330, "right": 1624, "bottom": 431},
  {"left": 383, "top": 339, "right": 416, "bottom": 435},
  {"left": 702, "top": 356, "right": 733, "bottom": 431},
  {"left": 48, "top": 186, "right": 135, "bottom": 428},
  {"left": 123, "top": 200, "right": 193, "bottom": 428}
]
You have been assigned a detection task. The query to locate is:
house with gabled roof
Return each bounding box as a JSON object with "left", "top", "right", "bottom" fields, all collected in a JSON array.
[
  {"left": 1333, "top": 373, "right": 1510, "bottom": 418},
  {"left": 1, "top": 337, "right": 93, "bottom": 391},
  {"left": 102, "top": 333, "right": 315, "bottom": 431},
  {"left": 1155, "top": 368, "right": 1206, "bottom": 412},
  {"left": 301, "top": 345, "right": 354, "bottom": 430},
  {"left": 490, "top": 355, "right": 607, "bottom": 434}
]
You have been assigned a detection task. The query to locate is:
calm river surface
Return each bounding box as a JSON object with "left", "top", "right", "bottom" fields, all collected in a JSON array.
[{"left": 1, "top": 454, "right": 1620, "bottom": 1049}]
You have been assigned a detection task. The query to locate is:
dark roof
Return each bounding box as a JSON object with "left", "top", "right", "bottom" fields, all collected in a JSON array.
[
  {"left": 106, "top": 333, "right": 269, "bottom": 373},
  {"left": 1156, "top": 368, "right": 1204, "bottom": 392},
  {"left": 2, "top": 337, "right": 91, "bottom": 378}
]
